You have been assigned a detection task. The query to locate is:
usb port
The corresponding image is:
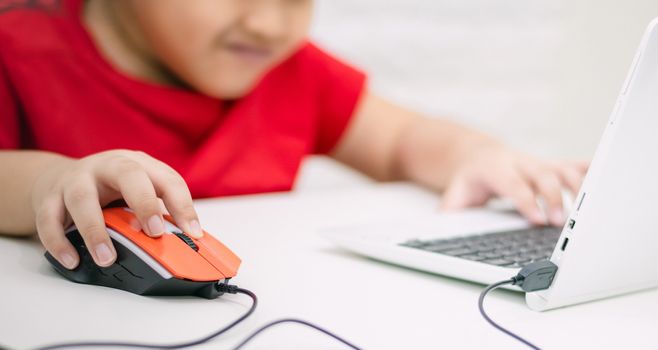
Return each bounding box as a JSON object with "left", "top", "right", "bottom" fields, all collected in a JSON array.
[
  {"left": 567, "top": 219, "right": 576, "bottom": 229},
  {"left": 561, "top": 237, "right": 570, "bottom": 251}
]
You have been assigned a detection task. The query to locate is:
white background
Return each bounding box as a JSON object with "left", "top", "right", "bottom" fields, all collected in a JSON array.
[{"left": 310, "top": 0, "right": 658, "bottom": 160}]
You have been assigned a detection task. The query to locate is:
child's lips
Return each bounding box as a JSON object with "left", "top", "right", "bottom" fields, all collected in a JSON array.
[{"left": 224, "top": 42, "right": 273, "bottom": 64}]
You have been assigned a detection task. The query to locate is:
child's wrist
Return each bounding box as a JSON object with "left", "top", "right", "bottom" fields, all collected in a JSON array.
[{"left": 29, "top": 155, "right": 76, "bottom": 221}]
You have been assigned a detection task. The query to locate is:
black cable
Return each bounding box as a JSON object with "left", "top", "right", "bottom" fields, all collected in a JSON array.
[
  {"left": 478, "top": 260, "right": 559, "bottom": 350},
  {"left": 232, "top": 318, "right": 361, "bottom": 350},
  {"left": 33, "top": 284, "right": 361, "bottom": 350},
  {"left": 479, "top": 279, "right": 541, "bottom": 350},
  {"left": 34, "top": 286, "right": 258, "bottom": 350}
]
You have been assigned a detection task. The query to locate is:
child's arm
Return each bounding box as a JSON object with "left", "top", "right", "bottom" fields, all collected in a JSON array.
[
  {"left": 0, "top": 150, "right": 201, "bottom": 269},
  {"left": 331, "top": 92, "right": 588, "bottom": 226}
]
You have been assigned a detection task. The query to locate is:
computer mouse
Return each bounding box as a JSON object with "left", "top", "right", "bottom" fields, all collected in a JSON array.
[{"left": 44, "top": 207, "right": 241, "bottom": 299}]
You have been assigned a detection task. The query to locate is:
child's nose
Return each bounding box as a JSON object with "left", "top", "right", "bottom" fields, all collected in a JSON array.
[{"left": 242, "top": 4, "right": 287, "bottom": 42}]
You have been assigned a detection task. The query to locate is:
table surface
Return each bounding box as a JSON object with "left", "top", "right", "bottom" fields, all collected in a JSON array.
[{"left": 2, "top": 183, "right": 658, "bottom": 350}]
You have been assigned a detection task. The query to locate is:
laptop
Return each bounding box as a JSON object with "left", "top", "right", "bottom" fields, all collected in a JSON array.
[{"left": 321, "top": 18, "right": 658, "bottom": 311}]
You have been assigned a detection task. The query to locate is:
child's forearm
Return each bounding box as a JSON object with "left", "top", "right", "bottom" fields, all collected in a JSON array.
[
  {"left": 331, "top": 92, "right": 501, "bottom": 189},
  {"left": 394, "top": 116, "right": 503, "bottom": 191},
  {"left": 0, "top": 150, "right": 73, "bottom": 236}
]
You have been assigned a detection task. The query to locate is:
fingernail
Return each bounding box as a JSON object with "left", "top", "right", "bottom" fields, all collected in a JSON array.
[
  {"left": 147, "top": 215, "right": 165, "bottom": 236},
  {"left": 550, "top": 209, "right": 564, "bottom": 226},
  {"left": 129, "top": 217, "right": 142, "bottom": 232},
  {"left": 95, "top": 243, "right": 114, "bottom": 266},
  {"left": 189, "top": 220, "right": 203, "bottom": 238},
  {"left": 531, "top": 209, "right": 546, "bottom": 224},
  {"left": 60, "top": 252, "right": 77, "bottom": 269}
]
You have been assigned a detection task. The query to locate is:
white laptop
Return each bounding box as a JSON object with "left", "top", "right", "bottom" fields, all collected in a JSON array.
[{"left": 322, "top": 18, "right": 658, "bottom": 311}]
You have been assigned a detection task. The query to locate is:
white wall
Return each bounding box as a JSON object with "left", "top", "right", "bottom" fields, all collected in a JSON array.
[{"left": 309, "top": 0, "right": 658, "bottom": 160}]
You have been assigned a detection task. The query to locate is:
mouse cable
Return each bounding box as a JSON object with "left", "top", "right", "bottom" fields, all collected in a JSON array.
[
  {"left": 479, "top": 260, "right": 558, "bottom": 350},
  {"left": 33, "top": 283, "right": 361, "bottom": 350}
]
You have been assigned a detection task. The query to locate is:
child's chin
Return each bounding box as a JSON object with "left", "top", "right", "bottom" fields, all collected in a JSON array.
[{"left": 200, "top": 77, "right": 262, "bottom": 100}]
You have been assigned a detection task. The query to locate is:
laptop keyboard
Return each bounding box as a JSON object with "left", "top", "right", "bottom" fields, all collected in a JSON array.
[{"left": 399, "top": 226, "right": 561, "bottom": 268}]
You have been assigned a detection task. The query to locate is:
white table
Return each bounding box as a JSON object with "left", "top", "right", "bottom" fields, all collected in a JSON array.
[{"left": 2, "top": 183, "right": 658, "bottom": 349}]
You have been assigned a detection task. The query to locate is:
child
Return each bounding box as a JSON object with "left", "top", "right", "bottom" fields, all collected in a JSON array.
[{"left": 0, "top": 0, "right": 587, "bottom": 271}]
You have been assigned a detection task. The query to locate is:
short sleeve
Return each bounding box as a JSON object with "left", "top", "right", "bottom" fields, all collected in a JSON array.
[
  {"left": 306, "top": 43, "right": 366, "bottom": 154},
  {"left": 0, "top": 56, "right": 20, "bottom": 149}
]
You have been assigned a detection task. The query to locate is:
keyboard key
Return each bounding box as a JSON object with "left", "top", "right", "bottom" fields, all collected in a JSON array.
[
  {"left": 470, "top": 245, "right": 495, "bottom": 252},
  {"left": 513, "top": 257, "right": 532, "bottom": 264},
  {"left": 442, "top": 237, "right": 468, "bottom": 244},
  {"left": 441, "top": 248, "right": 477, "bottom": 256},
  {"left": 496, "top": 249, "right": 517, "bottom": 256},
  {"left": 400, "top": 240, "right": 428, "bottom": 248},
  {"left": 509, "top": 261, "right": 529, "bottom": 268},
  {"left": 478, "top": 251, "right": 501, "bottom": 259},
  {"left": 517, "top": 246, "right": 534, "bottom": 253},
  {"left": 461, "top": 254, "right": 487, "bottom": 261},
  {"left": 425, "top": 243, "right": 465, "bottom": 252},
  {"left": 482, "top": 258, "right": 515, "bottom": 266}
]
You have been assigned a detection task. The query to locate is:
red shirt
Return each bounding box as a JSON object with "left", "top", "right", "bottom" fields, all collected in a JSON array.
[{"left": 0, "top": 0, "right": 366, "bottom": 198}]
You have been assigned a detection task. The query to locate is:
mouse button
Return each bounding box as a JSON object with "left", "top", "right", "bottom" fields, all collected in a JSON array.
[
  {"left": 64, "top": 228, "right": 84, "bottom": 245},
  {"left": 112, "top": 270, "right": 132, "bottom": 282},
  {"left": 64, "top": 229, "right": 94, "bottom": 262},
  {"left": 194, "top": 232, "right": 241, "bottom": 278},
  {"left": 116, "top": 262, "right": 144, "bottom": 279},
  {"left": 152, "top": 235, "right": 225, "bottom": 281},
  {"left": 103, "top": 208, "right": 143, "bottom": 238}
]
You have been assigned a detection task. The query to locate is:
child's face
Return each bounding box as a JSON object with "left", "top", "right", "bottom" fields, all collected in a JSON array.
[{"left": 122, "top": 0, "right": 313, "bottom": 98}]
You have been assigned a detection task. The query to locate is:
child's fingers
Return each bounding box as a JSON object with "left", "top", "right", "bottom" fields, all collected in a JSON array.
[
  {"left": 36, "top": 195, "right": 79, "bottom": 270},
  {"left": 101, "top": 161, "right": 166, "bottom": 238},
  {"left": 441, "top": 177, "right": 472, "bottom": 210},
  {"left": 570, "top": 160, "right": 590, "bottom": 174},
  {"left": 63, "top": 177, "right": 117, "bottom": 267},
  {"left": 441, "top": 175, "right": 490, "bottom": 210},
  {"left": 557, "top": 164, "right": 584, "bottom": 195},
  {"left": 156, "top": 198, "right": 170, "bottom": 215},
  {"left": 136, "top": 156, "right": 202, "bottom": 238},
  {"left": 490, "top": 171, "right": 545, "bottom": 225},
  {"left": 522, "top": 167, "right": 565, "bottom": 226},
  {"left": 150, "top": 173, "right": 201, "bottom": 238}
]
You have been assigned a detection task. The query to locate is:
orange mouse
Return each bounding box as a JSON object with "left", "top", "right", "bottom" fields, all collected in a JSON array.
[{"left": 44, "top": 207, "right": 241, "bottom": 299}]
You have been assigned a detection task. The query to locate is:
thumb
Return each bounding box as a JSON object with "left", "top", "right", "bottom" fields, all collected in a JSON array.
[{"left": 441, "top": 177, "right": 491, "bottom": 211}]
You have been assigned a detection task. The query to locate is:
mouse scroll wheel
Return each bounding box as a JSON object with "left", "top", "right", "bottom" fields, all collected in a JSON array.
[{"left": 174, "top": 232, "right": 199, "bottom": 252}]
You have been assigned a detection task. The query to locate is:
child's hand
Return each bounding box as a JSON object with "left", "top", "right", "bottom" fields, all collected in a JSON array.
[
  {"left": 440, "top": 146, "right": 588, "bottom": 226},
  {"left": 30, "top": 150, "right": 201, "bottom": 270}
]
